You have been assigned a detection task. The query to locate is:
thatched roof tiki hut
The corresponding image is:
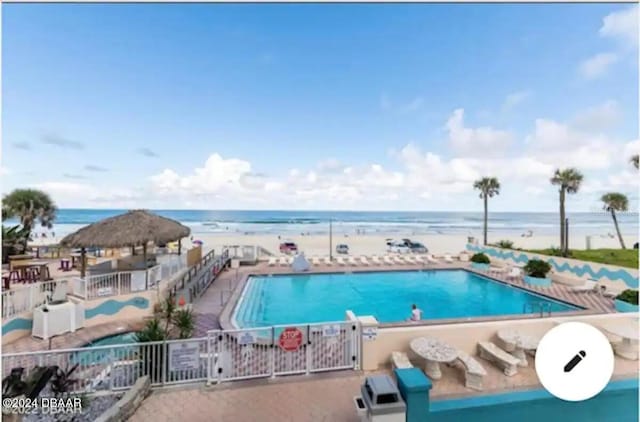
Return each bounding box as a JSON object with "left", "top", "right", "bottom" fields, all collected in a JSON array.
[{"left": 60, "top": 210, "right": 191, "bottom": 278}]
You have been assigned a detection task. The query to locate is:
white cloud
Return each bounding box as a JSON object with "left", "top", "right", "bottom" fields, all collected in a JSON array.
[
  {"left": 579, "top": 52, "right": 618, "bottom": 79},
  {"left": 502, "top": 90, "right": 531, "bottom": 111},
  {"left": 0, "top": 166, "right": 10, "bottom": 176},
  {"left": 572, "top": 100, "right": 620, "bottom": 131},
  {"left": 445, "top": 109, "right": 513, "bottom": 157},
  {"left": 600, "top": 5, "right": 639, "bottom": 47}
]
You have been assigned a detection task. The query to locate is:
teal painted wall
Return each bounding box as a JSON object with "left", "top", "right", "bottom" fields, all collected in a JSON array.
[
  {"left": 2, "top": 296, "right": 150, "bottom": 336},
  {"left": 467, "top": 244, "right": 639, "bottom": 288},
  {"left": 84, "top": 296, "right": 150, "bottom": 319}
]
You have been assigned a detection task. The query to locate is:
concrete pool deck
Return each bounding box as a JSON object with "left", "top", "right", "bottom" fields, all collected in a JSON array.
[
  {"left": 130, "top": 361, "right": 638, "bottom": 422},
  {"left": 218, "top": 261, "right": 615, "bottom": 331}
]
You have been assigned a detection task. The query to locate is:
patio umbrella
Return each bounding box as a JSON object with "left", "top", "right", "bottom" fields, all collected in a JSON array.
[{"left": 60, "top": 210, "right": 190, "bottom": 277}]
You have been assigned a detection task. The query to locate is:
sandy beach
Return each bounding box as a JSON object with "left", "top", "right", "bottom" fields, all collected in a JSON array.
[{"left": 185, "top": 232, "right": 637, "bottom": 258}]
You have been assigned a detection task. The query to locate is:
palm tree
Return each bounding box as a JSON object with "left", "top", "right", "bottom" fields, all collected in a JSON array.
[
  {"left": 2, "top": 189, "right": 57, "bottom": 250},
  {"left": 601, "top": 192, "right": 628, "bottom": 249},
  {"left": 631, "top": 154, "right": 639, "bottom": 170},
  {"left": 473, "top": 177, "right": 501, "bottom": 246},
  {"left": 550, "top": 168, "right": 583, "bottom": 255}
]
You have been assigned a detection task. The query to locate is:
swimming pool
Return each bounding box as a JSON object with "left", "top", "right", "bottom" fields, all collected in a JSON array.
[
  {"left": 71, "top": 332, "right": 137, "bottom": 365},
  {"left": 233, "top": 270, "right": 580, "bottom": 328}
]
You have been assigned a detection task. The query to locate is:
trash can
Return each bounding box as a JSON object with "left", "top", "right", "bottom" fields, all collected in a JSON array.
[{"left": 355, "top": 374, "right": 406, "bottom": 422}]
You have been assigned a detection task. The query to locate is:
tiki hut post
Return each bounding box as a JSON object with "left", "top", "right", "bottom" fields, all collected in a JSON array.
[
  {"left": 178, "top": 239, "right": 182, "bottom": 255},
  {"left": 143, "top": 242, "right": 148, "bottom": 289},
  {"left": 80, "top": 247, "right": 86, "bottom": 278}
]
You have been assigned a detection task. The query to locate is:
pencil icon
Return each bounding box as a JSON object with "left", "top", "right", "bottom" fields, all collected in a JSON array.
[{"left": 564, "top": 350, "right": 586, "bottom": 373}]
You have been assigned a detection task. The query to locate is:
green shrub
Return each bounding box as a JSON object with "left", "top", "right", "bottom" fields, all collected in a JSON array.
[
  {"left": 470, "top": 253, "right": 490, "bottom": 264},
  {"left": 616, "top": 289, "right": 639, "bottom": 305},
  {"left": 523, "top": 259, "right": 552, "bottom": 278},
  {"left": 495, "top": 240, "right": 514, "bottom": 249}
]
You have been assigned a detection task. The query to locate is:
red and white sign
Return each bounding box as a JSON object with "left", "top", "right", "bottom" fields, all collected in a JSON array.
[{"left": 278, "top": 327, "right": 303, "bottom": 352}]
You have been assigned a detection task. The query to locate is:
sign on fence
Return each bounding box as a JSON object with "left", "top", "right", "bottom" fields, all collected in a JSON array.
[
  {"left": 238, "top": 332, "right": 257, "bottom": 345},
  {"left": 278, "top": 327, "right": 303, "bottom": 352},
  {"left": 322, "top": 324, "right": 341, "bottom": 337},
  {"left": 169, "top": 341, "right": 200, "bottom": 372}
]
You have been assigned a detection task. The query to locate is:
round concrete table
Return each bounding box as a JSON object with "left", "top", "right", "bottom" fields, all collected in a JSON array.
[
  {"left": 600, "top": 323, "right": 639, "bottom": 360},
  {"left": 410, "top": 337, "right": 458, "bottom": 380},
  {"left": 497, "top": 329, "right": 540, "bottom": 367}
]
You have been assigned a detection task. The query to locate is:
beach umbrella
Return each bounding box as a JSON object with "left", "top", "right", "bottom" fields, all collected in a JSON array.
[
  {"left": 60, "top": 210, "right": 190, "bottom": 277},
  {"left": 192, "top": 240, "right": 203, "bottom": 246}
]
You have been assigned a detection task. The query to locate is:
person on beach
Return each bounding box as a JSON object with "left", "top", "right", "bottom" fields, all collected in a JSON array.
[{"left": 409, "top": 304, "right": 422, "bottom": 321}]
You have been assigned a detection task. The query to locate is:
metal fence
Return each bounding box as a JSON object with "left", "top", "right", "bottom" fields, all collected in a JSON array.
[
  {"left": 1, "top": 321, "right": 360, "bottom": 394},
  {"left": 2, "top": 279, "right": 70, "bottom": 320}
]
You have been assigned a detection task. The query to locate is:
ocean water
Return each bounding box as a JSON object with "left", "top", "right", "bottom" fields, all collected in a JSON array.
[
  {"left": 6, "top": 209, "right": 638, "bottom": 238},
  {"left": 233, "top": 270, "right": 579, "bottom": 327}
]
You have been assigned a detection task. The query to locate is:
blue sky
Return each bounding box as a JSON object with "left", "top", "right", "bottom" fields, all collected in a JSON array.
[{"left": 2, "top": 4, "right": 638, "bottom": 212}]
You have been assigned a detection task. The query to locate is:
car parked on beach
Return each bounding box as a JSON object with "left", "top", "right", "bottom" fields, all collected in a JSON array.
[
  {"left": 279, "top": 241, "right": 298, "bottom": 254},
  {"left": 387, "top": 242, "right": 411, "bottom": 254},
  {"left": 336, "top": 244, "right": 349, "bottom": 254},
  {"left": 408, "top": 242, "right": 428, "bottom": 253}
]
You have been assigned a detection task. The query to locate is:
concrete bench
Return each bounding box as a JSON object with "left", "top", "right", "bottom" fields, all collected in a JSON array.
[
  {"left": 456, "top": 351, "right": 487, "bottom": 391},
  {"left": 478, "top": 341, "right": 520, "bottom": 376},
  {"left": 390, "top": 351, "right": 413, "bottom": 369}
]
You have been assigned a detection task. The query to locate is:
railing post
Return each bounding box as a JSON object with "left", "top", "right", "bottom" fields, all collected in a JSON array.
[{"left": 305, "top": 325, "right": 312, "bottom": 375}]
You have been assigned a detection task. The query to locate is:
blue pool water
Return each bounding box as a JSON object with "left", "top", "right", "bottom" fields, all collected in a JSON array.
[
  {"left": 71, "top": 332, "right": 137, "bottom": 365},
  {"left": 234, "top": 270, "right": 580, "bottom": 328}
]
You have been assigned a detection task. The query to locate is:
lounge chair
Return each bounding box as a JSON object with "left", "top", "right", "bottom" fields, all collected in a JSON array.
[
  {"left": 570, "top": 279, "right": 599, "bottom": 293},
  {"left": 323, "top": 257, "right": 332, "bottom": 266},
  {"left": 383, "top": 256, "right": 394, "bottom": 265},
  {"left": 287, "top": 257, "right": 294, "bottom": 265},
  {"left": 393, "top": 255, "right": 404, "bottom": 264},
  {"left": 506, "top": 267, "right": 522, "bottom": 280},
  {"left": 477, "top": 341, "right": 520, "bottom": 376},
  {"left": 444, "top": 254, "right": 454, "bottom": 263},
  {"left": 371, "top": 256, "right": 382, "bottom": 266},
  {"left": 337, "top": 257, "right": 346, "bottom": 266},
  {"left": 278, "top": 257, "right": 287, "bottom": 266},
  {"left": 311, "top": 257, "right": 320, "bottom": 266},
  {"left": 348, "top": 257, "right": 358, "bottom": 266},
  {"left": 456, "top": 351, "right": 487, "bottom": 391},
  {"left": 405, "top": 256, "right": 416, "bottom": 264},
  {"left": 360, "top": 256, "right": 370, "bottom": 266},
  {"left": 426, "top": 254, "right": 439, "bottom": 264},
  {"left": 390, "top": 352, "right": 413, "bottom": 370},
  {"left": 414, "top": 255, "right": 425, "bottom": 264},
  {"left": 268, "top": 257, "right": 277, "bottom": 267}
]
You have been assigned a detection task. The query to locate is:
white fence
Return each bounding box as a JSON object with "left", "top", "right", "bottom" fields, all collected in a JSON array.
[
  {"left": 68, "top": 265, "right": 163, "bottom": 301},
  {"left": 2, "top": 279, "right": 69, "bottom": 320},
  {"left": 1, "top": 321, "right": 360, "bottom": 394}
]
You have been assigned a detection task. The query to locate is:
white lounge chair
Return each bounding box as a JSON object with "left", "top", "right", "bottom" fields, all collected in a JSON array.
[
  {"left": 393, "top": 255, "right": 404, "bottom": 264},
  {"left": 570, "top": 279, "right": 599, "bottom": 293},
  {"left": 456, "top": 351, "right": 487, "bottom": 391},
  {"left": 405, "top": 256, "right": 416, "bottom": 264},
  {"left": 426, "top": 254, "right": 439, "bottom": 264},
  {"left": 383, "top": 256, "right": 394, "bottom": 265},
  {"left": 390, "top": 351, "right": 413, "bottom": 370},
  {"left": 278, "top": 257, "right": 287, "bottom": 266},
  {"left": 311, "top": 256, "right": 320, "bottom": 266},
  {"left": 444, "top": 254, "right": 454, "bottom": 263},
  {"left": 477, "top": 341, "right": 520, "bottom": 376},
  {"left": 348, "top": 257, "right": 358, "bottom": 266},
  {"left": 323, "top": 257, "right": 332, "bottom": 266},
  {"left": 414, "top": 255, "right": 425, "bottom": 264},
  {"left": 360, "top": 256, "right": 370, "bottom": 266},
  {"left": 287, "top": 257, "right": 294, "bottom": 265},
  {"left": 506, "top": 267, "right": 523, "bottom": 280},
  {"left": 267, "top": 257, "right": 277, "bottom": 267},
  {"left": 337, "top": 257, "right": 346, "bottom": 266},
  {"left": 371, "top": 256, "right": 382, "bottom": 266}
]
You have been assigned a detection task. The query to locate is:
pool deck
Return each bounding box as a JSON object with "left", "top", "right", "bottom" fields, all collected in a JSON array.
[
  {"left": 217, "top": 261, "right": 616, "bottom": 331},
  {"left": 130, "top": 361, "right": 639, "bottom": 422}
]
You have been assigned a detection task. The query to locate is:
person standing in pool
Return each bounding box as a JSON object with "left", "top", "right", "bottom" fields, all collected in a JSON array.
[{"left": 409, "top": 304, "right": 422, "bottom": 321}]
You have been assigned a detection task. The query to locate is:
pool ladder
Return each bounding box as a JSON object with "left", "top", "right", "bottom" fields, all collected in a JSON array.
[{"left": 523, "top": 302, "right": 552, "bottom": 317}]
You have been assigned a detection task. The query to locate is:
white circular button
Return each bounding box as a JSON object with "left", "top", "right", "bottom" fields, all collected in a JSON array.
[{"left": 535, "top": 322, "right": 614, "bottom": 401}]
